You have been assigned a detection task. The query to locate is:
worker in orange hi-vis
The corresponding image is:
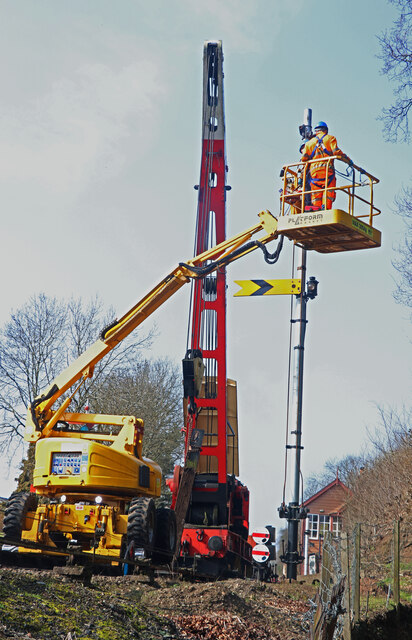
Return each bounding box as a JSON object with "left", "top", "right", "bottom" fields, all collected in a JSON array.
[{"left": 301, "top": 121, "right": 352, "bottom": 211}]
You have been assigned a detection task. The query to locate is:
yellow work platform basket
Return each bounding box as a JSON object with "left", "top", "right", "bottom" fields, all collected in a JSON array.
[{"left": 279, "top": 157, "right": 381, "bottom": 254}]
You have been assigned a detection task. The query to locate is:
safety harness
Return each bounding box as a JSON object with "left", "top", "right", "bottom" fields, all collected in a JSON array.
[
  {"left": 308, "top": 133, "right": 336, "bottom": 188},
  {"left": 308, "top": 133, "right": 332, "bottom": 160}
]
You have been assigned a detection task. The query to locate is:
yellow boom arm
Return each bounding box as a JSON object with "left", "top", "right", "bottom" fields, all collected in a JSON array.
[{"left": 25, "top": 210, "right": 279, "bottom": 441}]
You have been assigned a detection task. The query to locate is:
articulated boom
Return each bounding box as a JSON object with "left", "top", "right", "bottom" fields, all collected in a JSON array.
[{"left": 25, "top": 209, "right": 278, "bottom": 443}]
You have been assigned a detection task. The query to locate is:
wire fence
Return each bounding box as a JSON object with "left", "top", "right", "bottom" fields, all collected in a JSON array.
[{"left": 309, "top": 520, "right": 412, "bottom": 639}]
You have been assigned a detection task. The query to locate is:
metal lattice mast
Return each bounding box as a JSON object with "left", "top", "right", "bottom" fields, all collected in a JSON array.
[{"left": 186, "top": 41, "right": 229, "bottom": 486}]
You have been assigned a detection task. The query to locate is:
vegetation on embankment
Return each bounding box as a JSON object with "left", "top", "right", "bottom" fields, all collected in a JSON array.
[
  {"left": 0, "top": 569, "right": 179, "bottom": 640},
  {"left": 0, "top": 569, "right": 315, "bottom": 640},
  {"left": 0, "top": 563, "right": 411, "bottom": 639}
]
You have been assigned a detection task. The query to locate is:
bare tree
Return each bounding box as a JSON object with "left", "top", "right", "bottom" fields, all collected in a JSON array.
[
  {"left": 377, "top": 4, "right": 412, "bottom": 309},
  {"left": 304, "top": 453, "right": 368, "bottom": 501},
  {"left": 392, "top": 185, "right": 412, "bottom": 310},
  {"left": 367, "top": 405, "right": 411, "bottom": 454},
  {"left": 304, "top": 407, "right": 411, "bottom": 535},
  {"left": 89, "top": 359, "right": 184, "bottom": 485},
  {"left": 378, "top": 0, "right": 412, "bottom": 142},
  {"left": 0, "top": 293, "right": 153, "bottom": 457},
  {"left": 341, "top": 407, "right": 412, "bottom": 530}
]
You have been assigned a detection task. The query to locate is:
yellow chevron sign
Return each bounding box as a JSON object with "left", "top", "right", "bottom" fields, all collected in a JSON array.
[{"left": 234, "top": 279, "right": 301, "bottom": 297}]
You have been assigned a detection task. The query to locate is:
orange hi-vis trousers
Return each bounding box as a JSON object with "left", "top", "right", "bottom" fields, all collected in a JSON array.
[{"left": 310, "top": 169, "right": 336, "bottom": 209}]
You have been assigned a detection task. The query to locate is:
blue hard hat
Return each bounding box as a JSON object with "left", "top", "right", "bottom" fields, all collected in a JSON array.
[{"left": 314, "top": 121, "right": 328, "bottom": 130}]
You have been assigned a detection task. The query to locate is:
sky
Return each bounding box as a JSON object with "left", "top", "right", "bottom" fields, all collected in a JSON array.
[{"left": 0, "top": 0, "right": 410, "bottom": 535}]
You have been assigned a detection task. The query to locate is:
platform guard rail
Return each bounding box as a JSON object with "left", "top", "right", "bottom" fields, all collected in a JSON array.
[{"left": 280, "top": 157, "right": 381, "bottom": 227}]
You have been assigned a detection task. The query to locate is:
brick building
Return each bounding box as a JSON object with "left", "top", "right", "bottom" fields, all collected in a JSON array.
[{"left": 300, "top": 475, "right": 351, "bottom": 575}]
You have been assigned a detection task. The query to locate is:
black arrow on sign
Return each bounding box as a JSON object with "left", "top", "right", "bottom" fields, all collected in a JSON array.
[{"left": 250, "top": 280, "right": 274, "bottom": 295}]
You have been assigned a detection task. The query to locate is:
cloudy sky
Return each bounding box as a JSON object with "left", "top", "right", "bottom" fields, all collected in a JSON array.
[{"left": 0, "top": 0, "right": 410, "bottom": 533}]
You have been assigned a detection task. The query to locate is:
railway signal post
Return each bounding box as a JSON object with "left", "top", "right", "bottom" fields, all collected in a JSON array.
[{"left": 278, "top": 108, "right": 318, "bottom": 580}]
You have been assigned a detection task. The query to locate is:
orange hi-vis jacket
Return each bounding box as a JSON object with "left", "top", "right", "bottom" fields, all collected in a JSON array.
[
  {"left": 301, "top": 132, "right": 347, "bottom": 178},
  {"left": 301, "top": 132, "right": 349, "bottom": 209}
]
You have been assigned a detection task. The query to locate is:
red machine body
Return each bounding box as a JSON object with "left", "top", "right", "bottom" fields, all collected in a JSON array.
[{"left": 170, "top": 41, "right": 252, "bottom": 578}]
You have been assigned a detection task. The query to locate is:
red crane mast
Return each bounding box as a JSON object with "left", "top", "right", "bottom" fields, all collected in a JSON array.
[
  {"left": 171, "top": 41, "right": 252, "bottom": 578},
  {"left": 187, "top": 39, "right": 228, "bottom": 484}
]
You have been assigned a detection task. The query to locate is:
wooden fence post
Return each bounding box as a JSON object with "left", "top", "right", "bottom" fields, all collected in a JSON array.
[
  {"left": 341, "top": 532, "right": 352, "bottom": 640},
  {"left": 352, "top": 524, "right": 361, "bottom": 624},
  {"left": 393, "top": 519, "right": 400, "bottom": 620},
  {"left": 312, "top": 533, "right": 332, "bottom": 640},
  {"left": 311, "top": 533, "right": 349, "bottom": 640},
  {"left": 320, "top": 532, "right": 332, "bottom": 605}
]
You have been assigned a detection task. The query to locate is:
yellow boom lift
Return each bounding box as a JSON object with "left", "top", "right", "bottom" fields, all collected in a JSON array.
[{"left": 3, "top": 211, "right": 280, "bottom": 566}]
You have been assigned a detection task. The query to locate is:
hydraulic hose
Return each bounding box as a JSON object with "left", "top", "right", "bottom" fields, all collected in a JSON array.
[{"left": 179, "top": 235, "right": 284, "bottom": 277}]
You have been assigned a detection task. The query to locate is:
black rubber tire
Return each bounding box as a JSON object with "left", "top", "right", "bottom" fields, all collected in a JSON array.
[
  {"left": 2, "top": 492, "right": 38, "bottom": 541},
  {"left": 127, "top": 497, "right": 156, "bottom": 559},
  {"left": 153, "top": 507, "right": 177, "bottom": 564}
]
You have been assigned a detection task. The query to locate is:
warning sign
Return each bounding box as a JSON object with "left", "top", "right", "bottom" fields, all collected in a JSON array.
[
  {"left": 252, "top": 527, "right": 270, "bottom": 545},
  {"left": 234, "top": 279, "right": 301, "bottom": 297},
  {"left": 252, "top": 544, "right": 270, "bottom": 563}
]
